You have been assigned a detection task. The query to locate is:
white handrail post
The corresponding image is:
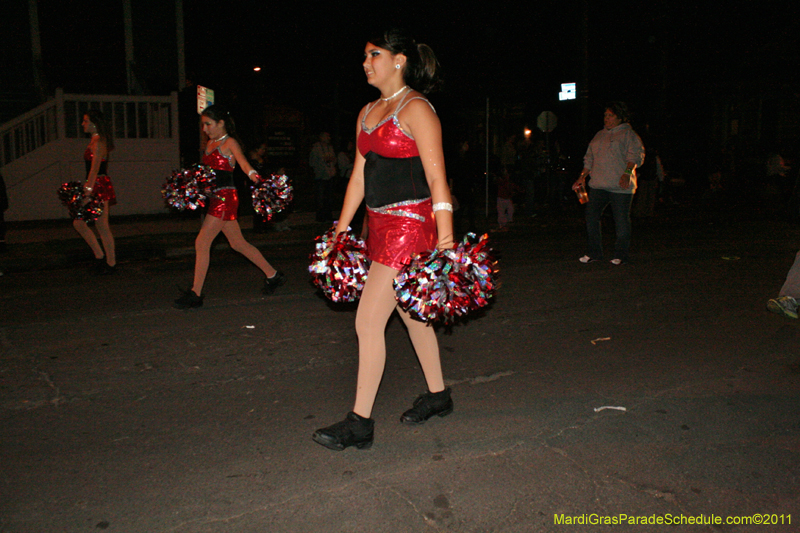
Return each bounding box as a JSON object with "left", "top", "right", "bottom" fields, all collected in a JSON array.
[
  {"left": 55, "top": 88, "right": 65, "bottom": 141},
  {"left": 170, "top": 91, "right": 179, "bottom": 142}
]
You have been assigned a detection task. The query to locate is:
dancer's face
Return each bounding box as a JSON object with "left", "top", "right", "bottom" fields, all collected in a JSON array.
[
  {"left": 363, "top": 42, "right": 402, "bottom": 88},
  {"left": 82, "top": 115, "right": 96, "bottom": 134},
  {"left": 201, "top": 116, "right": 226, "bottom": 140}
]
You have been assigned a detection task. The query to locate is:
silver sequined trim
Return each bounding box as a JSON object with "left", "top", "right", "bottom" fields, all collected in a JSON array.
[{"left": 368, "top": 197, "right": 431, "bottom": 222}]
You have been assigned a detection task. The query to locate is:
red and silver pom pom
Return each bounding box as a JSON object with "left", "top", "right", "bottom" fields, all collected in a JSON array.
[
  {"left": 394, "top": 233, "right": 497, "bottom": 324},
  {"left": 161, "top": 164, "right": 217, "bottom": 211},
  {"left": 58, "top": 181, "right": 83, "bottom": 206},
  {"left": 57, "top": 181, "right": 104, "bottom": 222},
  {"left": 251, "top": 173, "right": 293, "bottom": 220},
  {"left": 309, "top": 227, "right": 370, "bottom": 302}
]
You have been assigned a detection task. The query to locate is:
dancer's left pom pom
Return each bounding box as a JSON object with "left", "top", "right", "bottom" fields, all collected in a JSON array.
[{"left": 394, "top": 233, "right": 498, "bottom": 324}]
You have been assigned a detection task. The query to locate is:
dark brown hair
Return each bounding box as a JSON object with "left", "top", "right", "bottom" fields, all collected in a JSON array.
[
  {"left": 367, "top": 28, "right": 443, "bottom": 94},
  {"left": 85, "top": 109, "right": 114, "bottom": 152},
  {"left": 605, "top": 101, "right": 632, "bottom": 124}
]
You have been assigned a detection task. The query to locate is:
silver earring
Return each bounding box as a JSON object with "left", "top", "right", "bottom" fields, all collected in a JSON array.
[{"left": 395, "top": 64, "right": 400, "bottom": 69}]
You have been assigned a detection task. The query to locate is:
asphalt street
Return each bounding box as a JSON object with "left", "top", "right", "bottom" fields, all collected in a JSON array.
[{"left": 1, "top": 207, "right": 799, "bottom": 532}]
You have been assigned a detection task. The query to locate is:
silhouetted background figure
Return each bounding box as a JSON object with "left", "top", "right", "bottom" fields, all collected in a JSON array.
[
  {"left": 495, "top": 167, "right": 522, "bottom": 230},
  {"left": 516, "top": 138, "right": 539, "bottom": 216},
  {"left": 450, "top": 139, "right": 481, "bottom": 234},
  {"left": 764, "top": 152, "right": 793, "bottom": 219},
  {"left": 309, "top": 131, "right": 337, "bottom": 222},
  {"left": 337, "top": 139, "right": 355, "bottom": 184},
  {"left": 632, "top": 139, "right": 663, "bottom": 219},
  {"left": 247, "top": 142, "right": 269, "bottom": 233}
]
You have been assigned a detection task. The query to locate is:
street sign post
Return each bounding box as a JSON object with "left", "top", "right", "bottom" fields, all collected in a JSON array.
[
  {"left": 537, "top": 111, "right": 557, "bottom": 133},
  {"left": 537, "top": 111, "right": 558, "bottom": 193}
]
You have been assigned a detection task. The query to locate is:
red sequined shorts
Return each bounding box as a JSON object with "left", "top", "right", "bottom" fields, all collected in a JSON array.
[
  {"left": 93, "top": 175, "right": 117, "bottom": 206},
  {"left": 207, "top": 188, "right": 239, "bottom": 221},
  {"left": 367, "top": 198, "right": 436, "bottom": 271}
]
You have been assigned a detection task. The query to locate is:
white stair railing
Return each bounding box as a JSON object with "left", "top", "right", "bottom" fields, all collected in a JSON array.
[{"left": 0, "top": 89, "right": 178, "bottom": 167}]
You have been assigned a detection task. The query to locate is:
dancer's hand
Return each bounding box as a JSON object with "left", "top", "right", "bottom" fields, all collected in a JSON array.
[{"left": 436, "top": 234, "right": 455, "bottom": 250}]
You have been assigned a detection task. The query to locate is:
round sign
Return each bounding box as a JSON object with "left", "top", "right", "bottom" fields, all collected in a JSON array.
[{"left": 537, "top": 111, "right": 557, "bottom": 133}]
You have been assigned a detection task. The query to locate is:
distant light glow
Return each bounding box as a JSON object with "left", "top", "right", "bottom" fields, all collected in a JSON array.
[
  {"left": 253, "top": 67, "right": 262, "bottom": 72},
  {"left": 523, "top": 128, "right": 532, "bottom": 139}
]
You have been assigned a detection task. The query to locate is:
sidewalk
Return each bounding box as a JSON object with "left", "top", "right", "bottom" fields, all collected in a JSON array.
[{"left": 0, "top": 210, "right": 324, "bottom": 274}]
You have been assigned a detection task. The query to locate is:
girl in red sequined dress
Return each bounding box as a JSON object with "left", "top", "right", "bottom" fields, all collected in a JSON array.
[
  {"left": 75, "top": 110, "right": 117, "bottom": 274},
  {"left": 173, "top": 106, "right": 284, "bottom": 309},
  {"left": 312, "top": 29, "right": 455, "bottom": 451}
]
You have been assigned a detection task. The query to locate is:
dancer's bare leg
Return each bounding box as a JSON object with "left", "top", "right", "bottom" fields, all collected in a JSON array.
[
  {"left": 73, "top": 219, "right": 104, "bottom": 259},
  {"left": 191, "top": 215, "right": 226, "bottom": 295},
  {"left": 397, "top": 307, "right": 445, "bottom": 394},
  {"left": 220, "top": 221, "right": 277, "bottom": 278},
  {"left": 352, "top": 262, "right": 401, "bottom": 418},
  {"left": 94, "top": 203, "right": 115, "bottom": 266}
]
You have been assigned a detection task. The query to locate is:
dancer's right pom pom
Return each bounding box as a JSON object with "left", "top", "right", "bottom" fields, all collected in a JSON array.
[
  {"left": 309, "top": 227, "right": 370, "bottom": 303},
  {"left": 162, "top": 164, "right": 217, "bottom": 211},
  {"left": 57, "top": 182, "right": 104, "bottom": 222}
]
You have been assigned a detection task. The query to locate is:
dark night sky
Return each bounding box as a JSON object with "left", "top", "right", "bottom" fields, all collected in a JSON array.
[{"left": 3, "top": 0, "right": 799, "bottom": 162}]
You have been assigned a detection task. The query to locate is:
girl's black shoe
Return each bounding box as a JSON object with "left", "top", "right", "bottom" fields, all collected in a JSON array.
[
  {"left": 312, "top": 411, "right": 374, "bottom": 451},
  {"left": 173, "top": 289, "right": 203, "bottom": 309},
  {"left": 96, "top": 262, "right": 116, "bottom": 275},
  {"left": 262, "top": 271, "right": 286, "bottom": 295},
  {"left": 400, "top": 388, "right": 453, "bottom": 425}
]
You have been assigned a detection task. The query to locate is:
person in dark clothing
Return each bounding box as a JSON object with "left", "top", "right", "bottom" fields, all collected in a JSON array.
[{"left": 450, "top": 139, "right": 481, "bottom": 234}]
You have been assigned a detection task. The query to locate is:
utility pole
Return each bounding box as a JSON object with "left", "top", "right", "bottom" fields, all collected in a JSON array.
[
  {"left": 123, "top": 0, "right": 139, "bottom": 94},
  {"left": 176, "top": 0, "right": 186, "bottom": 90},
  {"left": 28, "top": 0, "right": 47, "bottom": 102},
  {"left": 579, "top": 0, "right": 589, "bottom": 141}
]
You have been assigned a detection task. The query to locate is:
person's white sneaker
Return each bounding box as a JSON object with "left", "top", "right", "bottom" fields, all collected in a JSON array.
[{"left": 767, "top": 296, "right": 798, "bottom": 319}]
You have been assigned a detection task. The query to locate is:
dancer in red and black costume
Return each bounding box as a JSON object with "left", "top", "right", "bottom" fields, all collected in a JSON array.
[
  {"left": 174, "top": 105, "right": 285, "bottom": 309},
  {"left": 75, "top": 110, "right": 117, "bottom": 274},
  {"left": 313, "top": 29, "right": 455, "bottom": 451}
]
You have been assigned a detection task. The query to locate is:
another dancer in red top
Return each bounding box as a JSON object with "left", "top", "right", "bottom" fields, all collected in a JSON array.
[
  {"left": 75, "top": 110, "right": 117, "bottom": 274},
  {"left": 313, "top": 29, "right": 455, "bottom": 451},
  {"left": 173, "top": 105, "right": 285, "bottom": 309}
]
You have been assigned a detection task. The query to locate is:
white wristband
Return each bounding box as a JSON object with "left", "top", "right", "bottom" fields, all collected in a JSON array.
[
  {"left": 248, "top": 170, "right": 258, "bottom": 177},
  {"left": 432, "top": 202, "right": 453, "bottom": 213}
]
